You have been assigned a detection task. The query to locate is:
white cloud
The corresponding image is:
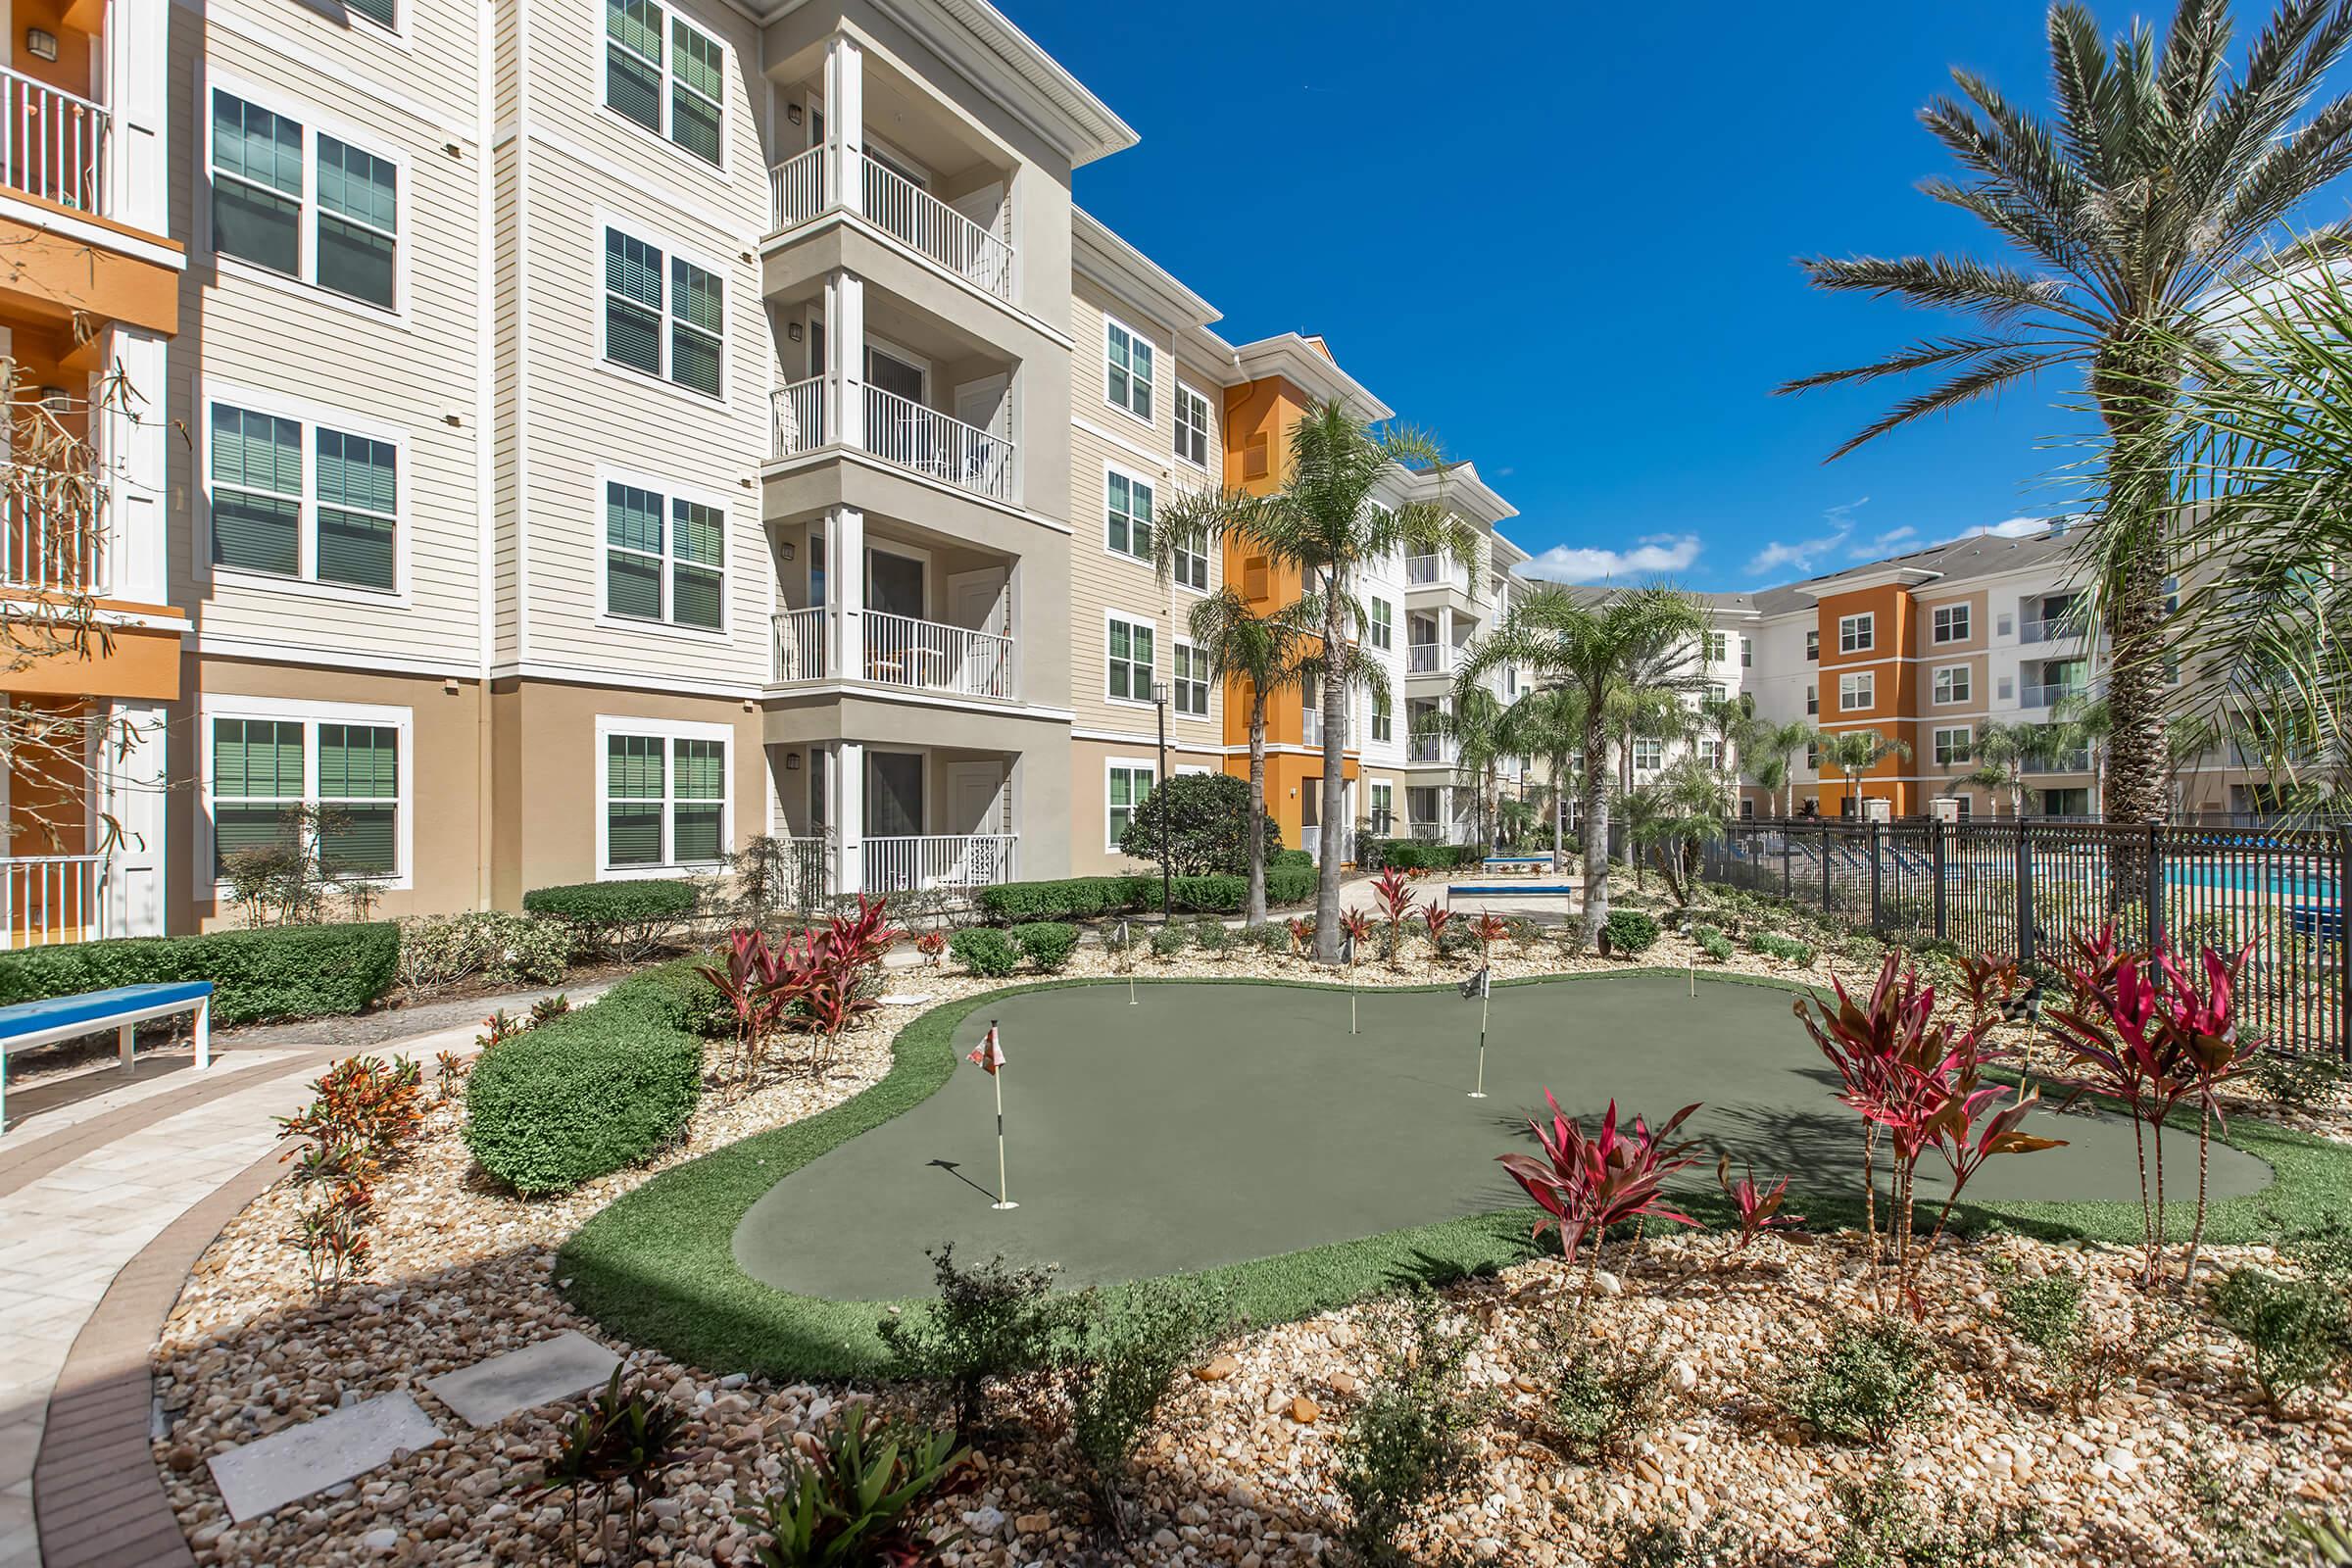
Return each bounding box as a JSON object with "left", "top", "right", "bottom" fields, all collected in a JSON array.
[
  {"left": 1937, "top": 515, "right": 2056, "bottom": 544},
  {"left": 1746, "top": 496, "right": 1871, "bottom": 576},
  {"left": 1850, "top": 526, "right": 1919, "bottom": 559},
  {"left": 1519, "top": 533, "right": 1702, "bottom": 583}
]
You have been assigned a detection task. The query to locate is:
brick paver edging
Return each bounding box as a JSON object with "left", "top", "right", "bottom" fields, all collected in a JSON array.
[{"left": 31, "top": 1139, "right": 291, "bottom": 1568}]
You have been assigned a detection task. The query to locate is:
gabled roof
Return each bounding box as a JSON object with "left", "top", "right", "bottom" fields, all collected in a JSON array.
[{"left": 1228, "top": 333, "right": 1396, "bottom": 422}]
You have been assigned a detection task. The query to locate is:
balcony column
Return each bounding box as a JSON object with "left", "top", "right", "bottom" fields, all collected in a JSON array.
[
  {"left": 830, "top": 504, "right": 863, "bottom": 683},
  {"left": 1438, "top": 606, "right": 1452, "bottom": 672},
  {"left": 823, "top": 33, "right": 863, "bottom": 218},
  {"left": 825, "top": 270, "right": 864, "bottom": 454},
  {"left": 98, "top": 700, "right": 166, "bottom": 937},
  {"left": 98, "top": 325, "right": 168, "bottom": 604},
  {"left": 834, "top": 740, "right": 864, "bottom": 898},
  {"left": 103, "top": 0, "right": 169, "bottom": 230}
]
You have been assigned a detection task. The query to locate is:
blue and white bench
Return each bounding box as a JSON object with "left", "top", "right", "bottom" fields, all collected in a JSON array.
[{"left": 0, "top": 982, "right": 214, "bottom": 1127}]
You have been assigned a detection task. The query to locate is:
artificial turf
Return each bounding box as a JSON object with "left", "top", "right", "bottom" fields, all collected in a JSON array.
[{"left": 558, "top": 968, "right": 2349, "bottom": 1382}]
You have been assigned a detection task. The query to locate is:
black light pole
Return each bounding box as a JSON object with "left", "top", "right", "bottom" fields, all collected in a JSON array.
[{"left": 1152, "top": 679, "right": 1172, "bottom": 916}]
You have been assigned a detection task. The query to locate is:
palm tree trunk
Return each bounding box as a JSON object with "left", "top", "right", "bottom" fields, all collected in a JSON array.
[
  {"left": 1313, "top": 581, "right": 1348, "bottom": 963},
  {"left": 1783, "top": 765, "right": 1794, "bottom": 822},
  {"left": 1247, "top": 696, "right": 1269, "bottom": 927},
  {"left": 1552, "top": 763, "right": 1565, "bottom": 873},
  {"left": 1582, "top": 713, "right": 1611, "bottom": 949}
]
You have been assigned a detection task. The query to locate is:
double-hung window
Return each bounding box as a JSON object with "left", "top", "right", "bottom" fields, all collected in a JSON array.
[
  {"left": 602, "top": 724, "right": 728, "bottom": 870},
  {"left": 1633, "top": 738, "right": 1664, "bottom": 772},
  {"left": 605, "top": 224, "right": 724, "bottom": 399},
  {"left": 1171, "top": 640, "right": 1209, "bottom": 716},
  {"left": 1706, "top": 631, "right": 1728, "bottom": 662},
  {"left": 1173, "top": 382, "right": 1210, "bottom": 466},
  {"left": 1105, "top": 468, "right": 1153, "bottom": 561},
  {"left": 1933, "top": 664, "right": 1971, "bottom": 706},
  {"left": 1372, "top": 688, "right": 1393, "bottom": 742},
  {"left": 1805, "top": 683, "right": 1818, "bottom": 715},
  {"left": 1369, "top": 781, "right": 1394, "bottom": 834},
  {"left": 1839, "top": 670, "right": 1875, "bottom": 711},
  {"left": 209, "top": 398, "right": 399, "bottom": 593},
  {"left": 606, "top": 0, "right": 725, "bottom": 166},
  {"left": 1106, "top": 614, "right": 1153, "bottom": 703},
  {"left": 1740, "top": 635, "right": 1753, "bottom": 668},
  {"left": 1935, "top": 727, "right": 1973, "bottom": 766},
  {"left": 1805, "top": 629, "right": 1820, "bottom": 661},
  {"left": 208, "top": 704, "right": 406, "bottom": 882},
  {"left": 1838, "top": 612, "right": 1875, "bottom": 654},
  {"left": 1104, "top": 317, "right": 1153, "bottom": 420},
  {"left": 1368, "top": 598, "right": 1393, "bottom": 650},
  {"left": 1932, "top": 604, "right": 1971, "bottom": 644},
  {"left": 606, "top": 480, "right": 725, "bottom": 630},
  {"left": 1169, "top": 535, "right": 1208, "bottom": 592},
  {"left": 1106, "top": 761, "right": 1154, "bottom": 849},
  {"left": 210, "top": 89, "right": 399, "bottom": 311}
]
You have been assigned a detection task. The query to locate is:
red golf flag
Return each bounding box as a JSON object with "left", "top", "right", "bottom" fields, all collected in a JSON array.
[{"left": 967, "top": 1025, "right": 1004, "bottom": 1075}]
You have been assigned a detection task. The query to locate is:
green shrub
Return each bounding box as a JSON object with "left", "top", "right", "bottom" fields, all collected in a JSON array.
[
  {"left": 1150, "top": 926, "right": 1189, "bottom": 960},
  {"left": 1828, "top": 1464, "right": 2034, "bottom": 1568},
  {"left": 521, "top": 879, "right": 701, "bottom": 959},
  {"left": 1691, "top": 924, "right": 1735, "bottom": 963},
  {"left": 1338, "top": 1289, "right": 1490, "bottom": 1564},
  {"left": 1007, "top": 921, "right": 1079, "bottom": 973},
  {"left": 1115, "top": 771, "right": 1284, "bottom": 876},
  {"left": 1601, "top": 908, "right": 1660, "bottom": 956},
  {"left": 2251, "top": 1050, "right": 2346, "bottom": 1110},
  {"left": 736, "top": 1408, "right": 966, "bottom": 1565},
  {"left": 1243, "top": 921, "right": 1291, "bottom": 955},
  {"left": 1787, "top": 1319, "right": 1936, "bottom": 1446},
  {"left": 877, "top": 1246, "right": 1069, "bottom": 1435},
  {"left": 1999, "top": 1273, "right": 2082, "bottom": 1364},
  {"left": 1531, "top": 1333, "right": 1670, "bottom": 1463},
  {"left": 1261, "top": 864, "right": 1316, "bottom": 906},
  {"left": 2209, "top": 1265, "right": 2352, "bottom": 1409},
  {"left": 973, "top": 868, "right": 1315, "bottom": 922},
  {"left": 1269, "top": 848, "right": 1313, "bottom": 870},
  {"left": 1751, "top": 931, "right": 1817, "bottom": 967},
  {"left": 949, "top": 927, "right": 1019, "bottom": 979},
  {"left": 1192, "top": 920, "right": 1233, "bottom": 956},
  {"left": 0, "top": 922, "right": 400, "bottom": 1027},
  {"left": 394, "top": 911, "right": 572, "bottom": 994},
  {"left": 1067, "top": 1281, "right": 1234, "bottom": 1525},
  {"left": 462, "top": 960, "right": 708, "bottom": 1194}
]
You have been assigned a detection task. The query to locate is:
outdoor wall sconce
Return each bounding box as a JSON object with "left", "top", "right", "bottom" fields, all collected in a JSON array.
[
  {"left": 787, "top": 104, "right": 803, "bottom": 125},
  {"left": 785, "top": 752, "right": 802, "bottom": 770},
  {"left": 25, "top": 27, "right": 58, "bottom": 61},
  {"left": 779, "top": 541, "right": 796, "bottom": 561},
  {"left": 787, "top": 321, "right": 803, "bottom": 342}
]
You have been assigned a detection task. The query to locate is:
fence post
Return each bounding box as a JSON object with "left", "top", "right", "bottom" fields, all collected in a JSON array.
[
  {"left": 2145, "top": 820, "right": 2164, "bottom": 952},
  {"left": 2016, "top": 819, "right": 2035, "bottom": 966},
  {"left": 1931, "top": 818, "right": 1947, "bottom": 943},
  {"left": 2337, "top": 824, "right": 2351, "bottom": 1063},
  {"left": 1868, "top": 820, "right": 1885, "bottom": 933},
  {"left": 1821, "top": 823, "right": 1833, "bottom": 915}
]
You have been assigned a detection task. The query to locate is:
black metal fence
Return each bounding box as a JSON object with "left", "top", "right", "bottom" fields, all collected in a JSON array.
[{"left": 1700, "top": 819, "right": 2350, "bottom": 1059}]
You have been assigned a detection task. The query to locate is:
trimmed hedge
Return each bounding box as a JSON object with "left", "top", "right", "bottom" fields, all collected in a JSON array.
[
  {"left": 974, "top": 865, "right": 1316, "bottom": 923},
  {"left": 1269, "top": 848, "right": 1313, "bottom": 870},
  {"left": 1009, "top": 921, "right": 1079, "bottom": 972},
  {"left": 522, "top": 878, "right": 700, "bottom": 925},
  {"left": 1368, "top": 840, "right": 1485, "bottom": 872},
  {"left": 950, "top": 927, "right": 1020, "bottom": 978},
  {"left": 1602, "top": 908, "right": 1661, "bottom": 956},
  {"left": 0, "top": 922, "right": 400, "bottom": 1027},
  {"left": 463, "top": 959, "right": 710, "bottom": 1195}
]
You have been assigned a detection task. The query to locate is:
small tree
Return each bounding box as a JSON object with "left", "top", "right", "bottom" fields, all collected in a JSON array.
[
  {"left": 1115, "top": 771, "right": 1282, "bottom": 878},
  {"left": 1821, "top": 730, "right": 1912, "bottom": 816}
]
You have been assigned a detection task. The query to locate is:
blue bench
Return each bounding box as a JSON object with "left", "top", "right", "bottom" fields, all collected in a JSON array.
[
  {"left": 0, "top": 982, "right": 214, "bottom": 1127},
  {"left": 2289, "top": 904, "right": 2343, "bottom": 942}
]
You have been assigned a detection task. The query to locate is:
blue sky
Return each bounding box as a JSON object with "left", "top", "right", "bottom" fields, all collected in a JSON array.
[{"left": 1008, "top": 0, "right": 2347, "bottom": 592}]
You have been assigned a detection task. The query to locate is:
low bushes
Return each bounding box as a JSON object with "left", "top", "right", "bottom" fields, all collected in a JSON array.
[
  {"left": 1750, "top": 931, "right": 1818, "bottom": 967},
  {"left": 394, "top": 910, "right": 573, "bottom": 995},
  {"left": 0, "top": 922, "right": 400, "bottom": 1027},
  {"left": 463, "top": 960, "right": 709, "bottom": 1195},
  {"left": 522, "top": 878, "right": 701, "bottom": 959},
  {"left": 1269, "top": 848, "right": 1313, "bottom": 870},
  {"left": 1367, "top": 840, "right": 1485, "bottom": 873},
  {"left": 973, "top": 866, "right": 1314, "bottom": 923},
  {"left": 1008, "top": 922, "right": 1079, "bottom": 973},
  {"left": 1601, "top": 908, "right": 1661, "bottom": 956},
  {"left": 950, "top": 927, "right": 1020, "bottom": 978}
]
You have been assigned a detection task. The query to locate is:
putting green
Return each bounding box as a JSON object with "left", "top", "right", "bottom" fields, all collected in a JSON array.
[{"left": 730, "top": 972, "right": 2273, "bottom": 1301}]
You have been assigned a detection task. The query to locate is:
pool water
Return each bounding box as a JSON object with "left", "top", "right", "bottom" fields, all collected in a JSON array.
[{"left": 2166, "top": 863, "right": 2338, "bottom": 901}]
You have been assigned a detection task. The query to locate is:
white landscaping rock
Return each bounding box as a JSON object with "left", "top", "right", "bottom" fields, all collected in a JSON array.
[{"left": 206, "top": 1393, "right": 444, "bottom": 1522}]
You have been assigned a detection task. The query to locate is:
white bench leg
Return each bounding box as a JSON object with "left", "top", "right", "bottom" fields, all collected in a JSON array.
[
  {"left": 120, "top": 1022, "right": 135, "bottom": 1071},
  {"left": 194, "top": 998, "right": 212, "bottom": 1071}
]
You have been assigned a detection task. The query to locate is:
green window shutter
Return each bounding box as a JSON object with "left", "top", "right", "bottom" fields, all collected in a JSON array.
[
  {"left": 214, "top": 717, "right": 305, "bottom": 799},
  {"left": 1130, "top": 479, "right": 1152, "bottom": 555},
  {"left": 211, "top": 92, "right": 303, "bottom": 277},
  {"left": 1106, "top": 325, "right": 1130, "bottom": 408},
  {"left": 605, "top": 230, "right": 664, "bottom": 376},
  {"left": 673, "top": 739, "right": 724, "bottom": 859},
  {"left": 1134, "top": 625, "right": 1153, "bottom": 679},
  {"left": 318, "top": 724, "right": 398, "bottom": 800},
  {"left": 607, "top": 47, "right": 661, "bottom": 132},
  {"left": 607, "top": 484, "right": 664, "bottom": 620},
  {"left": 670, "top": 20, "right": 723, "bottom": 164},
  {"left": 316, "top": 429, "right": 397, "bottom": 590},
  {"left": 669, "top": 258, "right": 722, "bottom": 396},
  {"left": 606, "top": 0, "right": 662, "bottom": 61},
  {"left": 1130, "top": 337, "right": 1153, "bottom": 418},
  {"left": 321, "top": 807, "right": 397, "bottom": 876},
  {"left": 348, "top": 0, "right": 396, "bottom": 26},
  {"left": 608, "top": 229, "right": 662, "bottom": 308},
  {"left": 1105, "top": 472, "right": 1130, "bottom": 554}
]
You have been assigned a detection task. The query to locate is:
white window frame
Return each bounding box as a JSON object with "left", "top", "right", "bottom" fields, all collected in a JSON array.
[
  {"left": 1740, "top": 634, "right": 1753, "bottom": 668},
  {"left": 1105, "top": 756, "right": 1155, "bottom": 852},
  {"left": 342, "top": 0, "right": 411, "bottom": 43},
  {"left": 1805, "top": 629, "right": 1820, "bottom": 661},
  {"left": 197, "top": 694, "right": 416, "bottom": 893},
  {"left": 1932, "top": 663, "right": 1971, "bottom": 707},
  {"left": 1104, "top": 610, "right": 1155, "bottom": 709},
  {"left": 1805, "top": 683, "right": 1819, "bottom": 715},
  {"left": 1839, "top": 670, "right": 1875, "bottom": 711},
  {"left": 1932, "top": 603, "right": 1971, "bottom": 645},
  {"left": 1102, "top": 313, "right": 1154, "bottom": 423},
  {"left": 1705, "top": 631, "right": 1727, "bottom": 663},
  {"left": 1368, "top": 780, "right": 1394, "bottom": 834},
  {"left": 598, "top": 0, "right": 732, "bottom": 174},
  {"left": 1934, "top": 726, "right": 1973, "bottom": 766},
  {"left": 1170, "top": 636, "right": 1210, "bottom": 719},
  {"left": 1103, "top": 462, "right": 1154, "bottom": 564},
  {"left": 201, "top": 73, "right": 410, "bottom": 324},
  {"left": 1838, "top": 612, "right": 1875, "bottom": 654},
  {"left": 1172, "top": 380, "right": 1210, "bottom": 467},
  {"left": 594, "top": 714, "right": 734, "bottom": 878},
  {"left": 1699, "top": 738, "right": 1725, "bottom": 769},
  {"left": 597, "top": 210, "right": 729, "bottom": 409},
  {"left": 1371, "top": 687, "right": 1393, "bottom": 743},
  {"left": 199, "top": 380, "right": 412, "bottom": 607},
  {"left": 1633, "top": 738, "right": 1664, "bottom": 772},
  {"left": 593, "top": 466, "right": 736, "bottom": 642},
  {"left": 1368, "top": 597, "right": 1393, "bottom": 651}
]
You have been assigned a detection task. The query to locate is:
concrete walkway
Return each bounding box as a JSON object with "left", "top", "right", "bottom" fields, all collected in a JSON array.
[{"left": 0, "top": 986, "right": 591, "bottom": 1568}]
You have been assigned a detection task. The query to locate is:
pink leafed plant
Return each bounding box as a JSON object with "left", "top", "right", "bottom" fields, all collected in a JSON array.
[
  {"left": 697, "top": 927, "right": 789, "bottom": 1084},
  {"left": 1288, "top": 915, "right": 1317, "bottom": 956},
  {"left": 914, "top": 929, "right": 949, "bottom": 968},
  {"left": 1468, "top": 911, "right": 1509, "bottom": 959},
  {"left": 1369, "top": 867, "right": 1419, "bottom": 967},
  {"left": 1714, "top": 1154, "right": 1803, "bottom": 1255},
  {"left": 1497, "top": 1092, "right": 1702, "bottom": 1276},
  {"left": 1420, "top": 903, "right": 1456, "bottom": 964}
]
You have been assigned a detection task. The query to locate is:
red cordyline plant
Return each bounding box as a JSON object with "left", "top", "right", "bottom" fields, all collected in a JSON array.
[
  {"left": 913, "top": 929, "right": 948, "bottom": 968},
  {"left": 780, "top": 896, "right": 906, "bottom": 1075},
  {"left": 1497, "top": 1092, "right": 1702, "bottom": 1282},
  {"left": 1369, "top": 867, "right": 1418, "bottom": 966},
  {"left": 1338, "top": 908, "right": 1372, "bottom": 974},
  {"left": 1715, "top": 1154, "right": 1804, "bottom": 1256},
  {"left": 1468, "top": 911, "right": 1509, "bottom": 962},
  {"left": 1288, "top": 915, "right": 1316, "bottom": 956},
  {"left": 697, "top": 927, "right": 789, "bottom": 1085},
  {"left": 1793, "top": 952, "right": 2063, "bottom": 1311},
  {"left": 1420, "top": 904, "right": 1456, "bottom": 966}
]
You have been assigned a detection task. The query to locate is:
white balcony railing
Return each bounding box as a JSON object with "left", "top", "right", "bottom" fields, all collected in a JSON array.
[
  {"left": 1301, "top": 708, "right": 1347, "bottom": 748},
  {"left": 2020, "top": 614, "right": 2084, "bottom": 645},
  {"left": 772, "top": 607, "right": 827, "bottom": 682},
  {"left": 1406, "top": 554, "right": 1471, "bottom": 593},
  {"left": 863, "top": 386, "right": 1016, "bottom": 503},
  {"left": 772, "top": 375, "right": 825, "bottom": 459},
  {"left": 863, "top": 610, "right": 1013, "bottom": 700},
  {"left": 1406, "top": 642, "right": 1446, "bottom": 675},
  {"left": 767, "top": 146, "right": 1014, "bottom": 301},
  {"left": 2, "top": 854, "right": 105, "bottom": 949},
  {"left": 861, "top": 833, "right": 1017, "bottom": 894},
  {"left": 3, "top": 468, "right": 105, "bottom": 593},
  {"left": 2019, "top": 682, "right": 2087, "bottom": 710},
  {"left": 1, "top": 67, "right": 108, "bottom": 213},
  {"left": 1407, "top": 735, "right": 1451, "bottom": 765}
]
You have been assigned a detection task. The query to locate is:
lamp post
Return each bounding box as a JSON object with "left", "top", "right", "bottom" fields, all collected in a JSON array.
[{"left": 1152, "top": 680, "right": 1172, "bottom": 916}]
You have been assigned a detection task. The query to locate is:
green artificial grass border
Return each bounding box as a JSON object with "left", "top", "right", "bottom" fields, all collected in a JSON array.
[{"left": 557, "top": 966, "right": 2352, "bottom": 1380}]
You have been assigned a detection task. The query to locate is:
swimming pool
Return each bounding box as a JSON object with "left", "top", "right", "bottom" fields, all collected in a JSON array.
[{"left": 2166, "top": 861, "right": 2338, "bottom": 901}]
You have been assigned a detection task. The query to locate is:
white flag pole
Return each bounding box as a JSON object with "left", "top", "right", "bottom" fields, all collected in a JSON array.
[
  {"left": 1689, "top": 956, "right": 1695, "bottom": 998},
  {"left": 1468, "top": 971, "right": 1490, "bottom": 1099},
  {"left": 988, "top": 1019, "right": 1016, "bottom": 1210}
]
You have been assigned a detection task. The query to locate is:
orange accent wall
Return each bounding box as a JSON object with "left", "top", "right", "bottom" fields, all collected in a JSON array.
[
  {"left": 6, "top": 621, "right": 181, "bottom": 701},
  {"left": 0, "top": 213, "right": 182, "bottom": 336},
  {"left": 1813, "top": 584, "right": 1922, "bottom": 816}
]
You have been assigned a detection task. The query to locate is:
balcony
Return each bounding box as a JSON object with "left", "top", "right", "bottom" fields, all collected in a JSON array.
[
  {"left": 1406, "top": 554, "right": 1473, "bottom": 595},
  {"left": 772, "top": 608, "right": 1015, "bottom": 701},
  {"left": 1407, "top": 735, "right": 1452, "bottom": 765},
  {"left": 2018, "top": 682, "right": 2087, "bottom": 710},
  {"left": 772, "top": 378, "right": 1016, "bottom": 506},
  {"left": 2020, "top": 614, "right": 2086, "bottom": 645},
  {"left": 2, "top": 854, "right": 106, "bottom": 949},
  {"left": 769, "top": 146, "right": 1013, "bottom": 302},
  {"left": 862, "top": 833, "right": 1017, "bottom": 895},
  {"left": 1406, "top": 642, "right": 1448, "bottom": 675},
  {"left": 3, "top": 467, "right": 106, "bottom": 594},
  {"left": 2024, "top": 750, "right": 2093, "bottom": 775},
  {"left": 1, "top": 68, "right": 108, "bottom": 214}
]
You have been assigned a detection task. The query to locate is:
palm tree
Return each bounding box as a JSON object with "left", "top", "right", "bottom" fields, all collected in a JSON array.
[
  {"left": 1779, "top": 0, "right": 2352, "bottom": 837},
  {"left": 2053, "top": 693, "right": 2115, "bottom": 804},
  {"left": 1417, "top": 686, "right": 1509, "bottom": 849},
  {"left": 1157, "top": 401, "right": 1473, "bottom": 961},
  {"left": 1821, "top": 730, "right": 1914, "bottom": 815},
  {"left": 1179, "top": 588, "right": 1316, "bottom": 925},
  {"left": 1749, "top": 718, "right": 1817, "bottom": 819},
  {"left": 1965, "top": 718, "right": 2080, "bottom": 817},
  {"left": 1629, "top": 757, "right": 1732, "bottom": 906},
  {"left": 1493, "top": 684, "right": 1589, "bottom": 870},
  {"left": 1458, "top": 586, "right": 1711, "bottom": 949}
]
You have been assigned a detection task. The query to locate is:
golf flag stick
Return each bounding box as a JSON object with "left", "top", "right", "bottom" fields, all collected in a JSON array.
[
  {"left": 1118, "top": 919, "right": 1135, "bottom": 1005},
  {"left": 1690, "top": 956, "right": 1695, "bottom": 997},
  {"left": 968, "top": 1021, "right": 1016, "bottom": 1209},
  {"left": 1460, "top": 965, "right": 1492, "bottom": 1098},
  {"left": 1340, "top": 928, "right": 1357, "bottom": 1034}
]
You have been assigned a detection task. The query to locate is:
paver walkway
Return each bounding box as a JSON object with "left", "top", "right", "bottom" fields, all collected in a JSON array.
[{"left": 0, "top": 984, "right": 596, "bottom": 1568}]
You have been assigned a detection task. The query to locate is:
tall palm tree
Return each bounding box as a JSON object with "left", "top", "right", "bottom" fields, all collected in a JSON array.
[
  {"left": 1417, "top": 686, "right": 1508, "bottom": 849},
  {"left": 1179, "top": 588, "right": 1316, "bottom": 925},
  {"left": 2053, "top": 692, "right": 2115, "bottom": 804},
  {"left": 1157, "top": 401, "right": 1473, "bottom": 961},
  {"left": 1779, "top": 0, "right": 2352, "bottom": 838},
  {"left": 1629, "top": 757, "right": 1732, "bottom": 906},
  {"left": 1821, "top": 730, "right": 1914, "bottom": 815},
  {"left": 1493, "top": 684, "right": 1589, "bottom": 870},
  {"left": 1458, "top": 586, "right": 1711, "bottom": 949},
  {"left": 1966, "top": 718, "right": 2080, "bottom": 816},
  {"left": 1749, "top": 718, "right": 1818, "bottom": 819}
]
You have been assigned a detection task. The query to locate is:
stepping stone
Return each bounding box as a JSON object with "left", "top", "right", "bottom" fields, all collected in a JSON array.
[
  {"left": 423, "top": 1330, "right": 620, "bottom": 1429},
  {"left": 208, "top": 1392, "right": 443, "bottom": 1522},
  {"left": 877, "top": 994, "right": 934, "bottom": 1006}
]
